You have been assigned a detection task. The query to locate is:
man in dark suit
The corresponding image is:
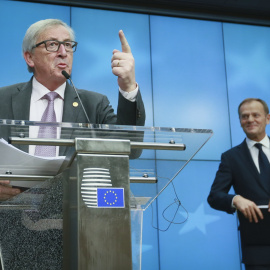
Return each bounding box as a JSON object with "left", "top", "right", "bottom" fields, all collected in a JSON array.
[
  {"left": 0, "top": 19, "right": 145, "bottom": 200},
  {"left": 208, "top": 98, "right": 270, "bottom": 270}
]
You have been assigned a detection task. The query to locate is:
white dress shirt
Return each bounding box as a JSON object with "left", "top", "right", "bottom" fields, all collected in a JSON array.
[
  {"left": 119, "top": 87, "right": 138, "bottom": 102},
  {"left": 246, "top": 135, "right": 270, "bottom": 173}
]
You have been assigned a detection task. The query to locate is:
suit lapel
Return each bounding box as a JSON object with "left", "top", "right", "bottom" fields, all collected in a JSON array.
[
  {"left": 62, "top": 83, "right": 80, "bottom": 123},
  {"left": 238, "top": 139, "right": 270, "bottom": 195},
  {"left": 11, "top": 80, "right": 32, "bottom": 153},
  {"left": 239, "top": 140, "right": 259, "bottom": 177},
  {"left": 60, "top": 83, "right": 80, "bottom": 156},
  {"left": 11, "top": 80, "right": 32, "bottom": 120}
]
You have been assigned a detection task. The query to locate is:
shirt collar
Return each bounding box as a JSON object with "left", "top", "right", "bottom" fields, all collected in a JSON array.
[
  {"left": 246, "top": 135, "right": 270, "bottom": 149},
  {"left": 31, "top": 77, "right": 66, "bottom": 101}
]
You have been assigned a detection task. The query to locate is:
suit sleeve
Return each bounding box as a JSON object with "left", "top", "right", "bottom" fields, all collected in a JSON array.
[
  {"left": 116, "top": 89, "right": 145, "bottom": 126},
  {"left": 207, "top": 153, "right": 236, "bottom": 214}
]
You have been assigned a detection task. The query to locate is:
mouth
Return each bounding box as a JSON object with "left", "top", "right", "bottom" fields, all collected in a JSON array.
[
  {"left": 246, "top": 125, "right": 257, "bottom": 130},
  {"left": 57, "top": 63, "right": 68, "bottom": 69}
]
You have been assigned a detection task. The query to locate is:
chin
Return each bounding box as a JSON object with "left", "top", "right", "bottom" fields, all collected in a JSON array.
[
  {"left": 246, "top": 131, "right": 256, "bottom": 136},
  {"left": 56, "top": 71, "right": 67, "bottom": 79},
  {"left": 247, "top": 133, "right": 261, "bottom": 140}
]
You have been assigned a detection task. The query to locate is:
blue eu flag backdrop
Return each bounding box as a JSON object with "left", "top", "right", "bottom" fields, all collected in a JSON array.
[{"left": 97, "top": 188, "right": 125, "bottom": 208}]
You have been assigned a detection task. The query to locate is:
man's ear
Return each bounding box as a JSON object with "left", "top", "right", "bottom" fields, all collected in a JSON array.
[
  {"left": 266, "top": 114, "right": 270, "bottom": 124},
  {"left": 23, "top": 51, "right": 34, "bottom": 68}
]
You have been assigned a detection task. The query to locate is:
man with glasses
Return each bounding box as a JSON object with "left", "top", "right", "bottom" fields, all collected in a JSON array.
[{"left": 0, "top": 19, "right": 145, "bottom": 200}]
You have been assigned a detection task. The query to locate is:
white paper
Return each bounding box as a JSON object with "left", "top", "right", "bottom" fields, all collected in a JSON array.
[
  {"left": 0, "top": 139, "right": 65, "bottom": 188},
  {"left": 258, "top": 205, "right": 269, "bottom": 209}
]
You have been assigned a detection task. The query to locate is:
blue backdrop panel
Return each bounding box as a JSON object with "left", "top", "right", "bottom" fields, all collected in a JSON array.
[
  {"left": 0, "top": 1, "right": 70, "bottom": 87},
  {"left": 150, "top": 15, "right": 230, "bottom": 160},
  {"left": 157, "top": 160, "right": 241, "bottom": 270},
  {"left": 224, "top": 23, "right": 270, "bottom": 146},
  {"left": 70, "top": 7, "right": 153, "bottom": 127}
]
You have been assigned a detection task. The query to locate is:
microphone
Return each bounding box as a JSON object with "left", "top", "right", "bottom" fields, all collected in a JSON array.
[{"left": 62, "top": 70, "right": 90, "bottom": 123}]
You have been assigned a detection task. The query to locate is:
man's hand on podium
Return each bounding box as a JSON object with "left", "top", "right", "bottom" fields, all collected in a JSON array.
[{"left": 0, "top": 180, "right": 21, "bottom": 201}]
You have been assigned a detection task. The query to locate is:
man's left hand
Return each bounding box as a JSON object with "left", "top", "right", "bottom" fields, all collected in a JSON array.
[{"left": 111, "top": 30, "right": 137, "bottom": 92}]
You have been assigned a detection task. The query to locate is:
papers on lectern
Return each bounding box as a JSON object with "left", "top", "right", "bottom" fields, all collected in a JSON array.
[{"left": 0, "top": 139, "right": 65, "bottom": 188}]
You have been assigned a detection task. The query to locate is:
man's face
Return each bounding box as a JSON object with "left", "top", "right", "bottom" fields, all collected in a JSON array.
[
  {"left": 239, "top": 100, "right": 270, "bottom": 141},
  {"left": 24, "top": 25, "right": 73, "bottom": 91}
]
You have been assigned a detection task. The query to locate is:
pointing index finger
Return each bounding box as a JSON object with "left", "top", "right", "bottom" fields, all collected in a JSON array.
[{"left": 119, "top": 30, "right": 131, "bottom": 53}]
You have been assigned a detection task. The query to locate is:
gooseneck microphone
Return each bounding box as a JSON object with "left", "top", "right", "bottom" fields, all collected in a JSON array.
[{"left": 62, "top": 70, "right": 90, "bottom": 123}]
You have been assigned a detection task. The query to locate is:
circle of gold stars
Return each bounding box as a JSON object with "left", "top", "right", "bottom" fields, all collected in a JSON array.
[{"left": 104, "top": 190, "right": 118, "bottom": 205}]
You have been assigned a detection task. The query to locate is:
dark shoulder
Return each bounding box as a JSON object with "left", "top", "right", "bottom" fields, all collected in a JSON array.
[
  {"left": 76, "top": 88, "right": 104, "bottom": 96},
  {"left": 0, "top": 82, "right": 27, "bottom": 95}
]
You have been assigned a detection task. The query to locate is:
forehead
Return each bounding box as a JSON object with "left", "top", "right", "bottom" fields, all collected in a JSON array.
[
  {"left": 240, "top": 101, "right": 265, "bottom": 114},
  {"left": 37, "top": 25, "right": 71, "bottom": 41}
]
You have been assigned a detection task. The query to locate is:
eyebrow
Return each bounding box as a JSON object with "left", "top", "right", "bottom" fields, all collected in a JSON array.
[{"left": 45, "top": 37, "right": 72, "bottom": 41}]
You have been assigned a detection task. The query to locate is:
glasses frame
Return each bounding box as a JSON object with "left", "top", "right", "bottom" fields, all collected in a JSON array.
[{"left": 32, "top": 40, "right": 78, "bottom": 52}]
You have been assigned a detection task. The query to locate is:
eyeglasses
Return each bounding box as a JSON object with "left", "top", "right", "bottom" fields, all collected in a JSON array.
[{"left": 32, "top": 40, "right": 78, "bottom": 52}]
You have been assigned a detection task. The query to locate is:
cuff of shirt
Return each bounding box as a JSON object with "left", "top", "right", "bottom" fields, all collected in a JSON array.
[
  {"left": 119, "top": 84, "right": 139, "bottom": 102},
  {"left": 232, "top": 195, "right": 240, "bottom": 208}
]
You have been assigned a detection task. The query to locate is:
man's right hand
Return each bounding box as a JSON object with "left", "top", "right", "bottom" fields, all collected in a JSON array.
[
  {"left": 111, "top": 30, "right": 137, "bottom": 93},
  {"left": 0, "top": 181, "right": 21, "bottom": 201},
  {"left": 233, "top": 195, "right": 264, "bottom": 223}
]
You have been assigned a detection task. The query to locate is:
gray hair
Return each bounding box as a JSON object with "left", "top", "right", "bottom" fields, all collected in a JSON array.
[
  {"left": 238, "top": 98, "right": 269, "bottom": 117},
  {"left": 22, "top": 19, "right": 75, "bottom": 73}
]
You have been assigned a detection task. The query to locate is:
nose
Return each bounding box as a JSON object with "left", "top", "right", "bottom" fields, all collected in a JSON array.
[
  {"left": 57, "top": 43, "right": 67, "bottom": 56},
  {"left": 247, "top": 115, "right": 254, "bottom": 122}
]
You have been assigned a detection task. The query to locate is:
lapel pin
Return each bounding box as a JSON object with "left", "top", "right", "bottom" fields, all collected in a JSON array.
[{"left": 73, "top": 102, "right": 79, "bottom": 107}]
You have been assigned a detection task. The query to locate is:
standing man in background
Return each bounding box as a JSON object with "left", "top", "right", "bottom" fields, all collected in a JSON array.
[
  {"left": 0, "top": 18, "right": 145, "bottom": 200},
  {"left": 208, "top": 98, "right": 270, "bottom": 270}
]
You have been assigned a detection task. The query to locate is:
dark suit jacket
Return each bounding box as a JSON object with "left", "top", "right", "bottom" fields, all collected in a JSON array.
[
  {"left": 207, "top": 139, "right": 270, "bottom": 265},
  {"left": 0, "top": 78, "right": 145, "bottom": 155},
  {"left": 0, "top": 78, "right": 145, "bottom": 125}
]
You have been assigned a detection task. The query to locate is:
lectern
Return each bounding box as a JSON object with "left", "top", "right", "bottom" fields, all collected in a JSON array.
[{"left": 0, "top": 120, "right": 213, "bottom": 269}]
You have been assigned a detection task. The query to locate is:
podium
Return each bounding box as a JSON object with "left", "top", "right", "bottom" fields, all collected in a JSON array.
[{"left": 0, "top": 119, "right": 213, "bottom": 269}]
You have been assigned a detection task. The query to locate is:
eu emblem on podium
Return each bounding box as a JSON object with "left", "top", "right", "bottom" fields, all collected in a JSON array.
[{"left": 97, "top": 188, "right": 125, "bottom": 208}]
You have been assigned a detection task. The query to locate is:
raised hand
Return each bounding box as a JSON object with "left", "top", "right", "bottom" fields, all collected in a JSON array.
[{"left": 111, "top": 30, "right": 137, "bottom": 92}]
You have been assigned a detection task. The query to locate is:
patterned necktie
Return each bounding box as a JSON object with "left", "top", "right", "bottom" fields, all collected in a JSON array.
[
  {"left": 255, "top": 143, "right": 270, "bottom": 192},
  {"left": 35, "top": 92, "right": 59, "bottom": 157}
]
